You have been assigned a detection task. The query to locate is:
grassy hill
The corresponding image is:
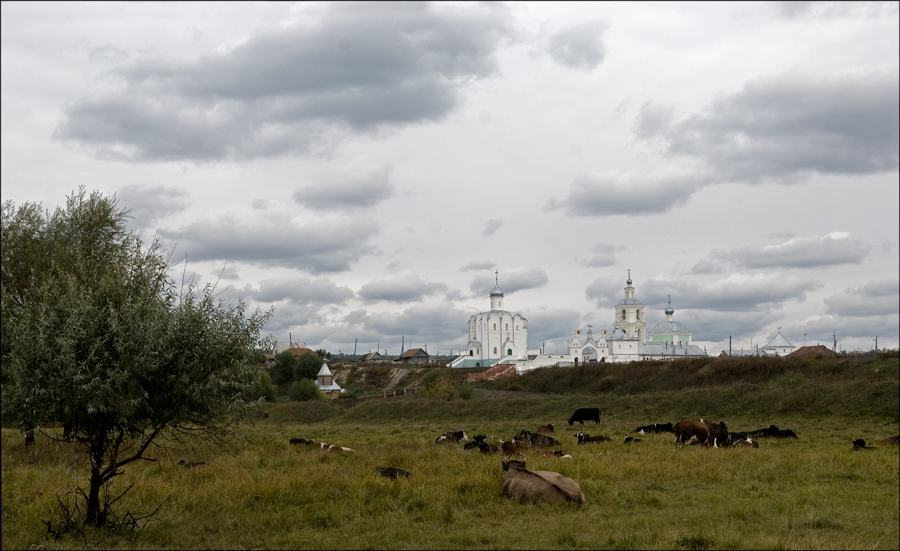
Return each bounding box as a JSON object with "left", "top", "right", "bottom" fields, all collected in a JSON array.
[{"left": 265, "top": 350, "right": 899, "bottom": 427}]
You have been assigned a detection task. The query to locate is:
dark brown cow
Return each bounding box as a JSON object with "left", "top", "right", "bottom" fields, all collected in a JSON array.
[
  {"left": 515, "top": 429, "right": 561, "bottom": 448},
  {"left": 673, "top": 419, "right": 728, "bottom": 448},
  {"left": 501, "top": 458, "right": 585, "bottom": 504}
]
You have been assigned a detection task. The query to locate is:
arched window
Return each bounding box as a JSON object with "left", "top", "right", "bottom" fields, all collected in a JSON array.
[
  {"left": 507, "top": 348, "right": 512, "bottom": 356},
  {"left": 636, "top": 311, "right": 640, "bottom": 320},
  {"left": 469, "top": 350, "right": 473, "bottom": 356},
  {"left": 622, "top": 310, "right": 626, "bottom": 320},
  {"left": 493, "top": 347, "right": 498, "bottom": 354},
  {"left": 505, "top": 323, "right": 508, "bottom": 330},
  {"left": 493, "top": 323, "right": 497, "bottom": 330}
]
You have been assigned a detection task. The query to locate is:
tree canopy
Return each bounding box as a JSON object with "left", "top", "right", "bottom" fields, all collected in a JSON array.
[{"left": 1, "top": 187, "right": 273, "bottom": 527}]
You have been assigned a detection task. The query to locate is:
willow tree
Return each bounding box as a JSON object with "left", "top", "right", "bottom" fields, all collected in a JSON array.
[{"left": 1, "top": 188, "right": 273, "bottom": 527}]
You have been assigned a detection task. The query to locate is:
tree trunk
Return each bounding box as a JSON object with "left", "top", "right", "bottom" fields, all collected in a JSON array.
[{"left": 85, "top": 463, "right": 104, "bottom": 526}]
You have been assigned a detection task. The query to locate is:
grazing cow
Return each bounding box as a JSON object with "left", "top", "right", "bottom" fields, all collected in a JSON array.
[
  {"left": 853, "top": 439, "right": 876, "bottom": 450},
  {"left": 501, "top": 458, "right": 585, "bottom": 504},
  {"left": 673, "top": 419, "right": 728, "bottom": 448},
  {"left": 376, "top": 466, "right": 411, "bottom": 479},
  {"left": 515, "top": 429, "right": 561, "bottom": 449},
  {"left": 435, "top": 430, "right": 468, "bottom": 444},
  {"left": 24, "top": 429, "right": 35, "bottom": 447},
  {"left": 537, "top": 423, "right": 555, "bottom": 436},
  {"left": 878, "top": 435, "right": 899, "bottom": 446},
  {"left": 623, "top": 436, "right": 641, "bottom": 444},
  {"left": 575, "top": 433, "right": 611, "bottom": 444},
  {"left": 290, "top": 437, "right": 313, "bottom": 445},
  {"left": 633, "top": 422, "right": 674, "bottom": 434},
  {"left": 568, "top": 407, "right": 600, "bottom": 426}
]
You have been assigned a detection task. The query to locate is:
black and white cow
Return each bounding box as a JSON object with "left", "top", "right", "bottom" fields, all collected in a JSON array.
[
  {"left": 435, "top": 430, "right": 468, "bottom": 444},
  {"left": 633, "top": 422, "right": 674, "bottom": 434}
]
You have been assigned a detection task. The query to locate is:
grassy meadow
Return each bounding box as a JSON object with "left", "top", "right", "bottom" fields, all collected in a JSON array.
[{"left": 2, "top": 354, "right": 899, "bottom": 550}]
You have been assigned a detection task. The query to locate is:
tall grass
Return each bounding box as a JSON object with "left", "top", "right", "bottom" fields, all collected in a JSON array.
[{"left": 3, "top": 409, "right": 898, "bottom": 550}]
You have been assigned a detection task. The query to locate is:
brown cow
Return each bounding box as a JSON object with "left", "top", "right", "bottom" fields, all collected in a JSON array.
[
  {"left": 879, "top": 435, "right": 899, "bottom": 446},
  {"left": 536, "top": 423, "right": 555, "bottom": 436},
  {"left": 674, "top": 419, "right": 728, "bottom": 448},
  {"left": 501, "top": 458, "right": 585, "bottom": 504}
]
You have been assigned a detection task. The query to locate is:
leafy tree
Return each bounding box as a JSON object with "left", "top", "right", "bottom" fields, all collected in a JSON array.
[
  {"left": 1, "top": 188, "right": 273, "bottom": 527},
  {"left": 288, "top": 378, "right": 324, "bottom": 402},
  {"left": 271, "top": 350, "right": 298, "bottom": 385},
  {"left": 294, "top": 352, "right": 324, "bottom": 381}
]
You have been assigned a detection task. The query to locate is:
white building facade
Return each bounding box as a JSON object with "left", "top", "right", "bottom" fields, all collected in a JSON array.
[
  {"left": 453, "top": 272, "right": 529, "bottom": 368},
  {"left": 451, "top": 271, "right": 707, "bottom": 373}
]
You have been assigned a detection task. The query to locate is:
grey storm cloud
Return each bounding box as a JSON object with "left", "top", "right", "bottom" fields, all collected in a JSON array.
[
  {"left": 115, "top": 183, "right": 189, "bottom": 230},
  {"left": 635, "top": 71, "right": 900, "bottom": 184},
  {"left": 546, "top": 21, "right": 606, "bottom": 71},
  {"left": 360, "top": 302, "right": 470, "bottom": 342},
  {"left": 293, "top": 165, "right": 395, "bottom": 211},
  {"left": 580, "top": 242, "right": 618, "bottom": 268},
  {"left": 545, "top": 172, "right": 702, "bottom": 217},
  {"left": 460, "top": 261, "right": 495, "bottom": 272},
  {"left": 824, "top": 277, "right": 900, "bottom": 317},
  {"left": 358, "top": 272, "right": 448, "bottom": 303},
  {"left": 54, "top": 2, "right": 512, "bottom": 162},
  {"left": 483, "top": 219, "right": 504, "bottom": 236},
  {"left": 158, "top": 212, "right": 376, "bottom": 274},
  {"left": 469, "top": 266, "right": 549, "bottom": 296},
  {"left": 523, "top": 308, "right": 583, "bottom": 345},
  {"left": 586, "top": 273, "right": 822, "bottom": 313},
  {"left": 244, "top": 276, "right": 355, "bottom": 306},
  {"left": 710, "top": 233, "right": 870, "bottom": 269}
]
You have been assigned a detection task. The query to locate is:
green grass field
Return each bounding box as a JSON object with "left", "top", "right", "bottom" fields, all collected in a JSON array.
[
  {"left": 3, "top": 401, "right": 898, "bottom": 549},
  {"left": 3, "top": 353, "right": 898, "bottom": 549}
]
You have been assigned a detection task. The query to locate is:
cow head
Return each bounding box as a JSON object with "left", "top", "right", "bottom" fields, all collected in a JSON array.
[{"left": 502, "top": 457, "right": 526, "bottom": 471}]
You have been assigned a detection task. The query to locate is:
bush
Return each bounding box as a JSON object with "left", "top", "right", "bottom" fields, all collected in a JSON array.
[
  {"left": 252, "top": 370, "right": 277, "bottom": 402},
  {"left": 455, "top": 384, "right": 474, "bottom": 400},
  {"left": 288, "top": 379, "right": 324, "bottom": 402},
  {"left": 425, "top": 374, "right": 455, "bottom": 401}
]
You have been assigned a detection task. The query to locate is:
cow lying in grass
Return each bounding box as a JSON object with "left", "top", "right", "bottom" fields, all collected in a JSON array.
[
  {"left": 289, "top": 437, "right": 354, "bottom": 452},
  {"left": 515, "top": 429, "right": 561, "bottom": 448},
  {"left": 501, "top": 441, "right": 571, "bottom": 458},
  {"left": 575, "top": 433, "right": 611, "bottom": 444},
  {"left": 879, "top": 435, "right": 899, "bottom": 446},
  {"left": 501, "top": 458, "right": 585, "bottom": 504},
  {"left": 464, "top": 435, "right": 499, "bottom": 454},
  {"left": 435, "top": 430, "right": 468, "bottom": 444}
]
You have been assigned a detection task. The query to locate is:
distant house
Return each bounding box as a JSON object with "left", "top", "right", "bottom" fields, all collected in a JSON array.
[
  {"left": 786, "top": 345, "right": 838, "bottom": 359},
  {"left": 360, "top": 351, "right": 386, "bottom": 363},
  {"left": 393, "top": 348, "right": 430, "bottom": 365},
  {"left": 315, "top": 360, "right": 344, "bottom": 399},
  {"left": 761, "top": 330, "right": 795, "bottom": 357}
]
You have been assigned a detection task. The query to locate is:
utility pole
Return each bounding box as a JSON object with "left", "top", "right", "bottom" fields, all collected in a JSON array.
[
  {"left": 353, "top": 338, "right": 357, "bottom": 356},
  {"left": 874, "top": 337, "right": 878, "bottom": 351},
  {"left": 832, "top": 331, "right": 837, "bottom": 352},
  {"left": 803, "top": 333, "right": 807, "bottom": 347}
]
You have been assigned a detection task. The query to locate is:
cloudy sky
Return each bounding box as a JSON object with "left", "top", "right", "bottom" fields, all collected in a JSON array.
[{"left": 3, "top": 1, "right": 898, "bottom": 357}]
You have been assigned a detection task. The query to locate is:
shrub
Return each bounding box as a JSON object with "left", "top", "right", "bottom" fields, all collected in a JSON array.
[
  {"left": 455, "top": 383, "right": 474, "bottom": 400},
  {"left": 252, "top": 370, "right": 278, "bottom": 402},
  {"left": 288, "top": 379, "right": 324, "bottom": 402}
]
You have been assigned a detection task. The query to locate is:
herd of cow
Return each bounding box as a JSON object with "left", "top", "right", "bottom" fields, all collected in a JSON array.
[{"left": 286, "top": 406, "right": 899, "bottom": 506}]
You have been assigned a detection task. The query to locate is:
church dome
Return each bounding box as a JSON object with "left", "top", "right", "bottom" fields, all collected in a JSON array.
[
  {"left": 650, "top": 320, "right": 689, "bottom": 334},
  {"left": 490, "top": 283, "right": 504, "bottom": 296}
]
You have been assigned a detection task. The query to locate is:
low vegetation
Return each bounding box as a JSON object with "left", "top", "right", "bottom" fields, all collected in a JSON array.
[{"left": 2, "top": 352, "right": 897, "bottom": 549}]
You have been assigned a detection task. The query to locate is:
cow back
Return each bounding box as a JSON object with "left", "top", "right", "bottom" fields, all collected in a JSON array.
[{"left": 501, "top": 463, "right": 585, "bottom": 504}]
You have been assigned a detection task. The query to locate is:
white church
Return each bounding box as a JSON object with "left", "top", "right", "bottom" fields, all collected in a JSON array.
[{"left": 449, "top": 271, "right": 707, "bottom": 374}]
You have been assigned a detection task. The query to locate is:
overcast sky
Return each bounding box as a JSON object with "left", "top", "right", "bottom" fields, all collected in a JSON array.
[{"left": 3, "top": 1, "right": 898, "bottom": 357}]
